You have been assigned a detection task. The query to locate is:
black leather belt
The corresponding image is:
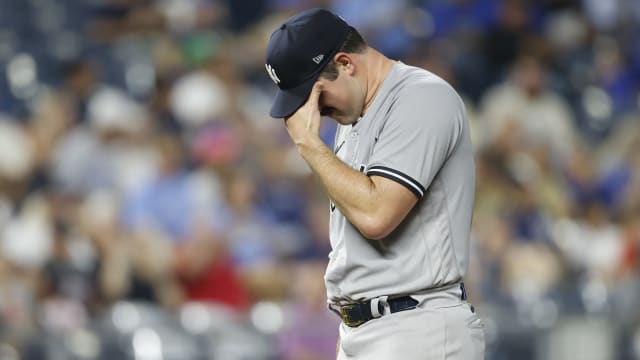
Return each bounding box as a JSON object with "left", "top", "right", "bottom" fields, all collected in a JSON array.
[
  {"left": 330, "top": 296, "right": 418, "bottom": 327},
  {"left": 330, "top": 283, "right": 468, "bottom": 328}
]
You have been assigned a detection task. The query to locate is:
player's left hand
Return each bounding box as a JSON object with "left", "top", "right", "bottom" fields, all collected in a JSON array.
[{"left": 284, "top": 82, "right": 323, "bottom": 148}]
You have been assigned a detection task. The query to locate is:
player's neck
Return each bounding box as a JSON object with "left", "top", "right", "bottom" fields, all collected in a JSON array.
[{"left": 361, "top": 49, "right": 394, "bottom": 116}]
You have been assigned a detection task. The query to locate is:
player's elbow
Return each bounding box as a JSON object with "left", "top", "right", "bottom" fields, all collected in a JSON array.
[{"left": 355, "top": 215, "right": 396, "bottom": 241}]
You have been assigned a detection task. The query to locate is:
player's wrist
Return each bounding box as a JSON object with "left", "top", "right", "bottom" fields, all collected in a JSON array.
[
  {"left": 296, "top": 136, "right": 331, "bottom": 163},
  {"left": 297, "top": 136, "right": 325, "bottom": 155}
]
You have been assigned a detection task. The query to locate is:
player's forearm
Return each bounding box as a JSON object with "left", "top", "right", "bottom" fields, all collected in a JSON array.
[{"left": 296, "top": 139, "right": 392, "bottom": 239}]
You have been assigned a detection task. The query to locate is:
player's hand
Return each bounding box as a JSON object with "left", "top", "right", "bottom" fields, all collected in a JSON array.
[{"left": 284, "top": 82, "right": 323, "bottom": 148}]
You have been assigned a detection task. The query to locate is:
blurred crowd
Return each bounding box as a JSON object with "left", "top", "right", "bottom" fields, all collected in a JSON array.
[{"left": 0, "top": 0, "right": 639, "bottom": 359}]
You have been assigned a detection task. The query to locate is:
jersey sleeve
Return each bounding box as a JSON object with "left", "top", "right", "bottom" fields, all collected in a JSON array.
[{"left": 366, "top": 82, "right": 465, "bottom": 198}]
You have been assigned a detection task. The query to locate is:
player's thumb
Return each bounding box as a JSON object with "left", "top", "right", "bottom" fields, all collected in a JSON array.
[{"left": 308, "top": 82, "right": 323, "bottom": 108}]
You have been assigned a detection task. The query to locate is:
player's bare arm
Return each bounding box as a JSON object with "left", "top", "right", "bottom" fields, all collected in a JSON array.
[{"left": 285, "top": 83, "right": 417, "bottom": 240}]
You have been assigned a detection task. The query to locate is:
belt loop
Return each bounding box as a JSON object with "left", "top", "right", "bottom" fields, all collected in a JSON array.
[
  {"left": 370, "top": 295, "right": 388, "bottom": 318},
  {"left": 328, "top": 303, "right": 341, "bottom": 318}
]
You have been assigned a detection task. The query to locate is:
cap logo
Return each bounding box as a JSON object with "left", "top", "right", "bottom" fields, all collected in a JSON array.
[
  {"left": 312, "top": 54, "right": 324, "bottom": 64},
  {"left": 265, "top": 64, "right": 281, "bottom": 84}
]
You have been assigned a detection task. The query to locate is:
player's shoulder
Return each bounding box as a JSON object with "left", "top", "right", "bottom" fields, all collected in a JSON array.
[{"left": 391, "top": 62, "right": 460, "bottom": 102}]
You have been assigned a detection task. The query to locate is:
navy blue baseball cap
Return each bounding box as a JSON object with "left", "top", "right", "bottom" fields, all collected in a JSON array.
[{"left": 265, "top": 8, "right": 350, "bottom": 118}]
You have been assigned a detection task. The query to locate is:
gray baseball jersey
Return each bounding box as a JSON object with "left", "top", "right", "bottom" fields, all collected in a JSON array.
[{"left": 326, "top": 62, "right": 475, "bottom": 304}]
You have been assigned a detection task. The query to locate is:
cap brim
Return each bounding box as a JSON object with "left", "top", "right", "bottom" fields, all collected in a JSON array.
[{"left": 269, "top": 74, "right": 318, "bottom": 118}]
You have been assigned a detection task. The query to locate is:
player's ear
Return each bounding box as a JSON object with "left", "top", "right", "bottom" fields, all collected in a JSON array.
[{"left": 334, "top": 53, "right": 355, "bottom": 75}]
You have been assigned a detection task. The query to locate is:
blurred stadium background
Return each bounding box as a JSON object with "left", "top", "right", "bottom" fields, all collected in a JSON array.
[{"left": 0, "top": 0, "right": 639, "bottom": 359}]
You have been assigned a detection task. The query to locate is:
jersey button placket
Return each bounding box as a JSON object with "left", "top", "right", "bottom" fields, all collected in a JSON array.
[{"left": 347, "top": 131, "right": 359, "bottom": 167}]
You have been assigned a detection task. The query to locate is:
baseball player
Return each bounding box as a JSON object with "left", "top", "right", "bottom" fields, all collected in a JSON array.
[{"left": 265, "top": 8, "right": 484, "bottom": 359}]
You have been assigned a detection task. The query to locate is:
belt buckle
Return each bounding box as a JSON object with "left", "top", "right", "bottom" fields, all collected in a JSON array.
[{"left": 340, "top": 304, "right": 365, "bottom": 327}]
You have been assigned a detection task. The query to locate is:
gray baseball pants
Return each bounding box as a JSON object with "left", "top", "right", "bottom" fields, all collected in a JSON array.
[{"left": 336, "top": 287, "right": 485, "bottom": 359}]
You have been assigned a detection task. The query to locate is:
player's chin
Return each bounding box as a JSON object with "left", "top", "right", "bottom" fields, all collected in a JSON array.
[
  {"left": 339, "top": 116, "right": 359, "bottom": 125},
  {"left": 328, "top": 113, "right": 354, "bottom": 125}
]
